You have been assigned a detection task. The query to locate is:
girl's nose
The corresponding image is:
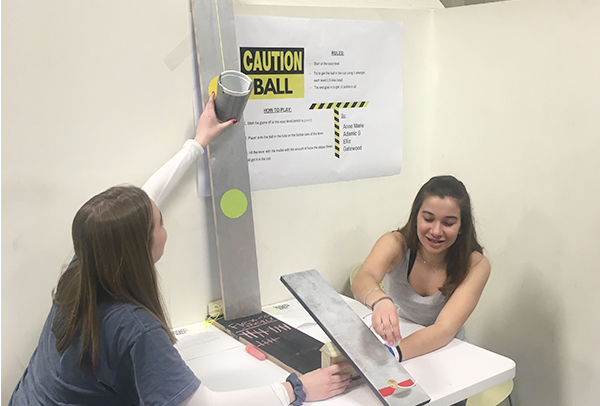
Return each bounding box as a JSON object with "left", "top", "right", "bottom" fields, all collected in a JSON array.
[{"left": 431, "top": 222, "right": 443, "bottom": 236}]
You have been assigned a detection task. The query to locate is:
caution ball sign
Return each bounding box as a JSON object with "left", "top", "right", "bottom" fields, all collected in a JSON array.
[{"left": 240, "top": 47, "right": 304, "bottom": 100}]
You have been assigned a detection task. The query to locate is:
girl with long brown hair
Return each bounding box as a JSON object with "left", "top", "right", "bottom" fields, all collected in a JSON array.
[
  {"left": 10, "top": 94, "right": 351, "bottom": 406},
  {"left": 352, "top": 175, "right": 490, "bottom": 366}
]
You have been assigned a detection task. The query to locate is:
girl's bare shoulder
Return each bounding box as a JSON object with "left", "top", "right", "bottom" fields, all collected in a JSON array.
[
  {"left": 379, "top": 231, "right": 405, "bottom": 249},
  {"left": 372, "top": 231, "right": 406, "bottom": 265},
  {"left": 469, "top": 251, "right": 491, "bottom": 278}
]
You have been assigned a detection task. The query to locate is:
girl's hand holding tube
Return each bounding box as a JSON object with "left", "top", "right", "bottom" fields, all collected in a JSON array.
[{"left": 194, "top": 92, "right": 236, "bottom": 148}]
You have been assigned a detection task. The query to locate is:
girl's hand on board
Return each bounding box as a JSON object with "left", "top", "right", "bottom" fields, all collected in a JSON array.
[
  {"left": 372, "top": 299, "right": 402, "bottom": 347},
  {"left": 300, "top": 362, "right": 353, "bottom": 401},
  {"left": 194, "top": 92, "right": 236, "bottom": 148}
]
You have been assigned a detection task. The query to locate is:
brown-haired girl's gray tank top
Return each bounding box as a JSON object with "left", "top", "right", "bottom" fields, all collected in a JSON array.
[{"left": 383, "top": 246, "right": 467, "bottom": 341}]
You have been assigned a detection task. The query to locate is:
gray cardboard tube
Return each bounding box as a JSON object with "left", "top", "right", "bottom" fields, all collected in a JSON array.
[{"left": 215, "top": 70, "right": 253, "bottom": 122}]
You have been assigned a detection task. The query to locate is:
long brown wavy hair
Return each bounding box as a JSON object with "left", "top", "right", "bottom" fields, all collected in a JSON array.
[
  {"left": 399, "top": 175, "right": 483, "bottom": 297},
  {"left": 52, "top": 186, "right": 175, "bottom": 374}
]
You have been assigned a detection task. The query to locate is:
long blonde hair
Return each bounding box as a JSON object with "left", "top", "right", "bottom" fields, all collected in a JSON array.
[{"left": 52, "top": 186, "right": 175, "bottom": 374}]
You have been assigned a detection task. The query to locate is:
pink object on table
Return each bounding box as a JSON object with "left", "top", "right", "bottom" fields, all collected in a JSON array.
[{"left": 245, "top": 344, "right": 266, "bottom": 361}]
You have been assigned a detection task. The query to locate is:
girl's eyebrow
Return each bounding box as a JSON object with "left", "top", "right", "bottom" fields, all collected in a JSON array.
[{"left": 421, "top": 210, "right": 459, "bottom": 220}]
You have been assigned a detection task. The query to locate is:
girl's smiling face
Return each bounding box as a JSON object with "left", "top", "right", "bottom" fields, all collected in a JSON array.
[{"left": 417, "top": 196, "right": 462, "bottom": 255}]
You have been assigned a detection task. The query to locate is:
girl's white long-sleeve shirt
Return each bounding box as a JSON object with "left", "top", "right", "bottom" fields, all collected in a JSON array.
[
  {"left": 142, "top": 139, "right": 204, "bottom": 208},
  {"left": 142, "top": 139, "right": 290, "bottom": 406}
]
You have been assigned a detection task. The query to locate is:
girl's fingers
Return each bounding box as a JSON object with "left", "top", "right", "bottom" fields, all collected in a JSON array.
[
  {"left": 218, "top": 119, "right": 236, "bottom": 131},
  {"left": 205, "top": 93, "right": 217, "bottom": 112}
]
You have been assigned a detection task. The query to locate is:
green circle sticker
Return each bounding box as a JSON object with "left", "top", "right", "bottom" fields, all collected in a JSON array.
[{"left": 220, "top": 189, "right": 248, "bottom": 219}]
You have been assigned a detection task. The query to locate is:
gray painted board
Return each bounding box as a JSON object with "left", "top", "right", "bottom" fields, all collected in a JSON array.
[
  {"left": 191, "top": 0, "right": 261, "bottom": 319},
  {"left": 281, "top": 269, "right": 430, "bottom": 406}
]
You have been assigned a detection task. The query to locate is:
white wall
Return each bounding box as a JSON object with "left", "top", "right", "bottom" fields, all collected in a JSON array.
[
  {"left": 1, "top": 1, "right": 432, "bottom": 403},
  {"left": 3, "top": 0, "right": 599, "bottom": 405},
  {"left": 429, "top": 1, "right": 600, "bottom": 405}
]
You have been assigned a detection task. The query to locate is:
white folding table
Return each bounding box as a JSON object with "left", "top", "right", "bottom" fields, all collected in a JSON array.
[{"left": 175, "top": 295, "right": 515, "bottom": 406}]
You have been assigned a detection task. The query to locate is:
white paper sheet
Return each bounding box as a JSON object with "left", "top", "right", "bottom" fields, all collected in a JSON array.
[
  {"left": 236, "top": 16, "right": 403, "bottom": 190},
  {"left": 174, "top": 324, "right": 240, "bottom": 362}
]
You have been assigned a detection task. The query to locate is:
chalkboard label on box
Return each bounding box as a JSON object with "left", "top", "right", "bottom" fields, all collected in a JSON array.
[{"left": 215, "top": 312, "right": 322, "bottom": 375}]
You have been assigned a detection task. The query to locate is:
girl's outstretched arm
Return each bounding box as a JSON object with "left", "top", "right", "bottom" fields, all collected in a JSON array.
[
  {"left": 180, "top": 363, "right": 352, "bottom": 406},
  {"left": 142, "top": 93, "right": 235, "bottom": 207}
]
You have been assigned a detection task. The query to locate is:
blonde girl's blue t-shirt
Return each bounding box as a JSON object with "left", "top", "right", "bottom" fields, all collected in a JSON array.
[{"left": 10, "top": 302, "right": 200, "bottom": 406}]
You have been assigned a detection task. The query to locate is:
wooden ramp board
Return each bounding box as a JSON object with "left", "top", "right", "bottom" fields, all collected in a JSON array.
[
  {"left": 215, "top": 312, "right": 322, "bottom": 375},
  {"left": 281, "top": 269, "right": 430, "bottom": 406}
]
